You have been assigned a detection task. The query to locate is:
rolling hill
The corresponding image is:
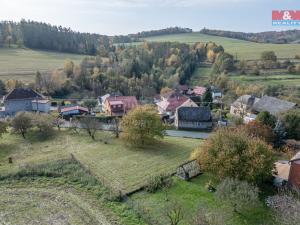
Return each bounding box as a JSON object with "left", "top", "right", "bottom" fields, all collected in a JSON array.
[
  {"left": 0, "top": 48, "right": 85, "bottom": 83},
  {"left": 143, "top": 32, "right": 300, "bottom": 60}
]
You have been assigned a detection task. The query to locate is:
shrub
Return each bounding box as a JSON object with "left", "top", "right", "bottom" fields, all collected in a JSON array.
[
  {"left": 192, "top": 128, "right": 274, "bottom": 184},
  {"left": 0, "top": 120, "right": 8, "bottom": 138},
  {"left": 256, "top": 111, "right": 277, "bottom": 128},
  {"left": 267, "top": 188, "right": 300, "bottom": 225},
  {"left": 193, "top": 204, "right": 231, "bottom": 225},
  {"left": 281, "top": 109, "right": 300, "bottom": 140},
  {"left": 145, "top": 174, "right": 173, "bottom": 193},
  {"left": 32, "top": 114, "right": 55, "bottom": 138},
  {"left": 215, "top": 178, "right": 260, "bottom": 213}
]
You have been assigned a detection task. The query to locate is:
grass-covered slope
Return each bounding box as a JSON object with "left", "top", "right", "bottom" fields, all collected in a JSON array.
[
  {"left": 143, "top": 33, "right": 300, "bottom": 60},
  {"left": 0, "top": 48, "right": 85, "bottom": 82},
  {"left": 0, "top": 130, "right": 201, "bottom": 194}
]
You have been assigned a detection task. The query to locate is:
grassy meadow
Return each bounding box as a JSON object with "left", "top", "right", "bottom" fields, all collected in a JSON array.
[
  {"left": 0, "top": 48, "right": 85, "bottom": 83},
  {"left": 143, "top": 32, "right": 300, "bottom": 60},
  {"left": 0, "top": 130, "right": 201, "bottom": 194},
  {"left": 130, "top": 175, "right": 275, "bottom": 225}
]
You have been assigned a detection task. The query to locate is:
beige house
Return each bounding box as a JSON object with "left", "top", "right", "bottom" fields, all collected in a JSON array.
[{"left": 230, "top": 95, "right": 260, "bottom": 117}]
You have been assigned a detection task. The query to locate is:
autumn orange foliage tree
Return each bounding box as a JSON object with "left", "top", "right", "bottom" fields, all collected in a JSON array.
[{"left": 192, "top": 127, "right": 274, "bottom": 184}]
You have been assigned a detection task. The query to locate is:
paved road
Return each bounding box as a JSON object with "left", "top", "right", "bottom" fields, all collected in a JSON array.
[
  {"left": 62, "top": 121, "right": 211, "bottom": 139},
  {"left": 165, "top": 130, "right": 211, "bottom": 139}
]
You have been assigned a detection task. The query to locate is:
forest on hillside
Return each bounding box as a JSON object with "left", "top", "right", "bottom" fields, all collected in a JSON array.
[
  {"left": 200, "top": 28, "right": 300, "bottom": 44},
  {"left": 0, "top": 20, "right": 193, "bottom": 54}
]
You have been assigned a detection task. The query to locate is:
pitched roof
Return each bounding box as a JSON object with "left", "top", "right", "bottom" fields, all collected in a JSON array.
[
  {"left": 157, "top": 96, "right": 189, "bottom": 112},
  {"left": 160, "top": 90, "right": 184, "bottom": 100},
  {"left": 60, "top": 105, "right": 89, "bottom": 113},
  {"left": 4, "top": 88, "right": 44, "bottom": 101},
  {"left": 252, "top": 95, "right": 296, "bottom": 115},
  {"left": 232, "top": 95, "right": 260, "bottom": 108},
  {"left": 106, "top": 96, "right": 138, "bottom": 111},
  {"left": 193, "top": 86, "right": 207, "bottom": 96},
  {"left": 177, "top": 106, "right": 212, "bottom": 122}
]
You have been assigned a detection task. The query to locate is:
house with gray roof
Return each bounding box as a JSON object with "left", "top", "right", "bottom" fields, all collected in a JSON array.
[
  {"left": 175, "top": 106, "right": 212, "bottom": 130},
  {"left": 2, "top": 88, "right": 50, "bottom": 117},
  {"left": 252, "top": 95, "right": 296, "bottom": 116}
]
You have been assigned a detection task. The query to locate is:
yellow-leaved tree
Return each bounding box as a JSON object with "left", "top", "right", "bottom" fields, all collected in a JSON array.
[{"left": 121, "top": 105, "right": 166, "bottom": 146}]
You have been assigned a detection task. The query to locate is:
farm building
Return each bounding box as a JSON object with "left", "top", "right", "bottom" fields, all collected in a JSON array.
[
  {"left": 175, "top": 106, "right": 212, "bottom": 130},
  {"left": 251, "top": 95, "right": 296, "bottom": 116},
  {"left": 1, "top": 88, "right": 50, "bottom": 117},
  {"left": 104, "top": 96, "right": 138, "bottom": 116}
]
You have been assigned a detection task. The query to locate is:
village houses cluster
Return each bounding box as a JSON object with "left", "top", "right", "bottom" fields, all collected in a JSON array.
[{"left": 0, "top": 86, "right": 300, "bottom": 189}]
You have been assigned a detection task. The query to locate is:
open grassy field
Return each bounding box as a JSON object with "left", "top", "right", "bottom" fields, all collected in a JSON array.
[
  {"left": 143, "top": 33, "right": 300, "bottom": 60},
  {"left": 0, "top": 159, "right": 146, "bottom": 225},
  {"left": 188, "top": 65, "right": 300, "bottom": 87},
  {"left": 230, "top": 74, "right": 300, "bottom": 86},
  {"left": 0, "top": 130, "right": 201, "bottom": 194},
  {"left": 130, "top": 175, "right": 275, "bottom": 225},
  {"left": 0, "top": 48, "right": 85, "bottom": 83}
]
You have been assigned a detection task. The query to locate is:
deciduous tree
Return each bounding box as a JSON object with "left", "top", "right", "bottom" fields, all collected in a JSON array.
[
  {"left": 192, "top": 128, "right": 274, "bottom": 184},
  {"left": 121, "top": 105, "right": 166, "bottom": 146},
  {"left": 11, "top": 112, "right": 33, "bottom": 138}
]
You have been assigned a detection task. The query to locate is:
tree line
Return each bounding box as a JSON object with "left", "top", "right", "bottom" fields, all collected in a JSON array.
[
  {"left": 0, "top": 20, "right": 194, "bottom": 54},
  {"left": 0, "top": 20, "right": 112, "bottom": 55},
  {"left": 200, "top": 28, "right": 300, "bottom": 44}
]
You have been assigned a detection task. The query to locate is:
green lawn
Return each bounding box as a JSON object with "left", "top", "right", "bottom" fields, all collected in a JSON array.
[
  {"left": 188, "top": 67, "right": 212, "bottom": 86},
  {"left": 0, "top": 48, "right": 85, "bottom": 83},
  {"left": 0, "top": 130, "right": 201, "bottom": 195},
  {"left": 143, "top": 33, "right": 300, "bottom": 60},
  {"left": 130, "top": 175, "right": 275, "bottom": 225}
]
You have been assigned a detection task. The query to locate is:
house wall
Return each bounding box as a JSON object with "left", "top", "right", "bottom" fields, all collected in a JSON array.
[
  {"left": 32, "top": 102, "right": 50, "bottom": 113},
  {"left": 288, "top": 161, "right": 300, "bottom": 188},
  {"left": 4, "top": 99, "right": 33, "bottom": 115},
  {"left": 177, "top": 121, "right": 213, "bottom": 130}
]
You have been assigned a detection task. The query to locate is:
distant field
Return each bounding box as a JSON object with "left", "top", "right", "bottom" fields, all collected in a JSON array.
[
  {"left": 188, "top": 65, "right": 300, "bottom": 87},
  {"left": 231, "top": 74, "right": 300, "bottom": 86},
  {"left": 143, "top": 33, "right": 300, "bottom": 60},
  {"left": 0, "top": 48, "right": 85, "bottom": 83}
]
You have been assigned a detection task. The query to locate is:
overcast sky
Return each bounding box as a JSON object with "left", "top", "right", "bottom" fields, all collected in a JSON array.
[{"left": 0, "top": 0, "right": 299, "bottom": 35}]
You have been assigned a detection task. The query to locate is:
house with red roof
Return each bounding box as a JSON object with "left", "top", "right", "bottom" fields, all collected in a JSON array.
[
  {"left": 60, "top": 105, "right": 89, "bottom": 119},
  {"left": 156, "top": 95, "right": 189, "bottom": 115},
  {"left": 193, "top": 86, "right": 207, "bottom": 96},
  {"left": 104, "top": 96, "right": 138, "bottom": 116}
]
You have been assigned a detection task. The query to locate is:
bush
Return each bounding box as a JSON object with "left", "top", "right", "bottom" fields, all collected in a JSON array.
[
  {"left": 241, "top": 121, "right": 274, "bottom": 144},
  {"left": 0, "top": 120, "right": 8, "bottom": 138},
  {"left": 215, "top": 178, "right": 260, "bottom": 213},
  {"left": 32, "top": 114, "right": 55, "bottom": 138},
  {"left": 192, "top": 128, "right": 274, "bottom": 184},
  {"left": 256, "top": 111, "right": 277, "bottom": 128},
  {"left": 281, "top": 109, "right": 300, "bottom": 140},
  {"left": 267, "top": 188, "right": 300, "bottom": 225},
  {"left": 145, "top": 174, "right": 173, "bottom": 193},
  {"left": 261, "top": 51, "right": 277, "bottom": 61}
]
